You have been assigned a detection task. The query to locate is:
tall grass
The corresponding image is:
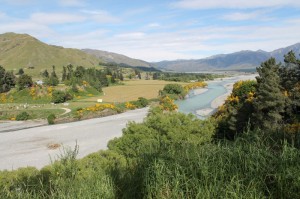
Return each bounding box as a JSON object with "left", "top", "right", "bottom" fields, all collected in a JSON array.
[{"left": 1, "top": 132, "right": 300, "bottom": 198}]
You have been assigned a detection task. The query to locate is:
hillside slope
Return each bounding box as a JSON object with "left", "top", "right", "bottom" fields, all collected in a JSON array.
[
  {"left": 0, "top": 33, "right": 101, "bottom": 74},
  {"left": 82, "top": 49, "right": 151, "bottom": 67}
]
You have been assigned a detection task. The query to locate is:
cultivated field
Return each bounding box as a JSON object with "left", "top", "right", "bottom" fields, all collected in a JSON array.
[{"left": 78, "top": 80, "right": 188, "bottom": 103}]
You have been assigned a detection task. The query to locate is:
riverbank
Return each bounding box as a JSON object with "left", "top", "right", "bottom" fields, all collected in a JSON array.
[
  {"left": 190, "top": 74, "right": 257, "bottom": 117},
  {"left": 210, "top": 74, "right": 257, "bottom": 109}
]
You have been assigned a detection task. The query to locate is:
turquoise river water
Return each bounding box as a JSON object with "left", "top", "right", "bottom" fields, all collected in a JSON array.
[{"left": 175, "top": 76, "right": 244, "bottom": 118}]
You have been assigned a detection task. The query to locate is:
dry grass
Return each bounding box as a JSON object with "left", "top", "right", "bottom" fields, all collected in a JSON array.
[
  {"left": 47, "top": 143, "right": 61, "bottom": 150},
  {"left": 79, "top": 80, "right": 187, "bottom": 103}
]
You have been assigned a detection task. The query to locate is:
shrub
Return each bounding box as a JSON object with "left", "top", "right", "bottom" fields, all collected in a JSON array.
[
  {"left": 52, "top": 90, "right": 73, "bottom": 104},
  {"left": 136, "top": 97, "right": 149, "bottom": 107},
  {"left": 160, "top": 83, "right": 187, "bottom": 99},
  {"left": 52, "top": 90, "right": 65, "bottom": 103},
  {"left": 16, "top": 111, "right": 30, "bottom": 121},
  {"left": 47, "top": 114, "right": 56, "bottom": 125}
]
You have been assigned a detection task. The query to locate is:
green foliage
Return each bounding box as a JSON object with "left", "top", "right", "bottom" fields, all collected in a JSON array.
[
  {"left": 0, "top": 65, "right": 16, "bottom": 93},
  {"left": 51, "top": 90, "right": 73, "bottom": 104},
  {"left": 108, "top": 111, "right": 215, "bottom": 159},
  {"left": 47, "top": 113, "right": 56, "bottom": 125},
  {"left": 2, "top": 111, "right": 300, "bottom": 198},
  {"left": 17, "top": 74, "right": 33, "bottom": 90},
  {"left": 153, "top": 72, "right": 223, "bottom": 82},
  {"left": 16, "top": 111, "right": 30, "bottom": 121},
  {"left": 17, "top": 68, "right": 24, "bottom": 75},
  {"left": 253, "top": 58, "right": 286, "bottom": 131},
  {"left": 214, "top": 80, "right": 257, "bottom": 139},
  {"left": 134, "top": 97, "right": 149, "bottom": 108},
  {"left": 160, "top": 83, "right": 187, "bottom": 99}
]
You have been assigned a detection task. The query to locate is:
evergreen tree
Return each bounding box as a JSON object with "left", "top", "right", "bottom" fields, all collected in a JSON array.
[
  {"left": 51, "top": 65, "right": 58, "bottom": 79},
  {"left": 2, "top": 71, "right": 16, "bottom": 92},
  {"left": 280, "top": 51, "right": 300, "bottom": 122},
  {"left": 66, "top": 64, "right": 74, "bottom": 80},
  {"left": 62, "top": 66, "right": 67, "bottom": 82},
  {"left": 45, "top": 65, "right": 59, "bottom": 86},
  {"left": 17, "top": 68, "right": 24, "bottom": 75},
  {"left": 42, "top": 69, "right": 49, "bottom": 78},
  {"left": 253, "top": 58, "right": 285, "bottom": 131},
  {"left": 17, "top": 74, "right": 33, "bottom": 90}
]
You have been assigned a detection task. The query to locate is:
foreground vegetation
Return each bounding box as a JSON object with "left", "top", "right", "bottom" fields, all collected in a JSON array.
[
  {"left": 0, "top": 51, "right": 299, "bottom": 198},
  {"left": 0, "top": 110, "right": 300, "bottom": 198}
]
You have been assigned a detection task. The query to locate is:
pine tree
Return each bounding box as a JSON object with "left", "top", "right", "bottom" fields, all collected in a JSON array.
[
  {"left": 253, "top": 58, "right": 285, "bottom": 131},
  {"left": 62, "top": 66, "right": 67, "bottom": 82}
]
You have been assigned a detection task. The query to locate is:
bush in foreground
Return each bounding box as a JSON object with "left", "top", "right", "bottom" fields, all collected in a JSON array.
[{"left": 16, "top": 111, "right": 30, "bottom": 121}]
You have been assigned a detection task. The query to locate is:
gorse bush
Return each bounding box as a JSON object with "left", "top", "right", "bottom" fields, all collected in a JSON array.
[
  {"left": 47, "top": 114, "right": 56, "bottom": 125},
  {"left": 16, "top": 111, "right": 30, "bottom": 121},
  {"left": 51, "top": 90, "right": 73, "bottom": 104}
]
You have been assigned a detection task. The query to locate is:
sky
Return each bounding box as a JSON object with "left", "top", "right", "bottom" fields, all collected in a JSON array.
[{"left": 0, "top": 0, "right": 300, "bottom": 62}]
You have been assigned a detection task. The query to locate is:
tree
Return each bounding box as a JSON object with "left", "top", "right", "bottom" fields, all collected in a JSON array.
[
  {"left": 17, "top": 68, "right": 24, "bottom": 75},
  {"left": 45, "top": 65, "right": 59, "bottom": 86},
  {"left": 17, "top": 74, "right": 33, "bottom": 90},
  {"left": 2, "top": 71, "right": 16, "bottom": 92},
  {"left": 62, "top": 66, "right": 67, "bottom": 82},
  {"left": 42, "top": 69, "right": 49, "bottom": 78},
  {"left": 160, "top": 84, "right": 187, "bottom": 99},
  {"left": 279, "top": 51, "right": 300, "bottom": 123},
  {"left": 252, "top": 58, "right": 285, "bottom": 131}
]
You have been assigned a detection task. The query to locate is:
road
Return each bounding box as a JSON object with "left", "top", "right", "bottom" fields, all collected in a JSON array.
[{"left": 0, "top": 108, "right": 149, "bottom": 171}]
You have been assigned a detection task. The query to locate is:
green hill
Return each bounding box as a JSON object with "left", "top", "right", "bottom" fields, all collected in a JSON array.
[{"left": 0, "top": 32, "right": 101, "bottom": 76}]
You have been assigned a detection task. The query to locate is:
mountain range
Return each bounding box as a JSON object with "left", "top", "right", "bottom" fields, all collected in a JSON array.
[
  {"left": 153, "top": 43, "right": 300, "bottom": 72},
  {"left": 0, "top": 32, "right": 299, "bottom": 74}
]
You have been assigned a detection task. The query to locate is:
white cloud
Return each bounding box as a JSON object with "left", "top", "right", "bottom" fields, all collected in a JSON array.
[
  {"left": 53, "top": 18, "right": 300, "bottom": 61},
  {"left": 30, "top": 13, "right": 86, "bottom": 24},
  {"left": 114, "top": 32, "right": 146, "bottom": 40},
  {"left": 223, "top": 12, "right": 259, "bottom": 21},
  {"left": 80, "top": 10, "right": 120, "bottom": 23},
  {"left": 173, "top": 0, "right": 300, "bottom": 9},
  {"left": 146, "top": 23, "right": 160, "bottom": 28},
  {"left": 58, "top": 0, "right": 85, "bottom": 7},
  {"left": 0, "top": 21, "right": 55, "bottom": 38}
]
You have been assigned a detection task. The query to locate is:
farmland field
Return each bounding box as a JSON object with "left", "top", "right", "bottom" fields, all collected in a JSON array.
[{"left": 78, "top": 80, "right": 188, "bottom": 103}]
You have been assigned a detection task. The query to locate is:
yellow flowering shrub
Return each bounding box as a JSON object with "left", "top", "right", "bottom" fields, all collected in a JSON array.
[
  {"left": 47, "top": 86, "right": 53, "bottom": 97},
  {"left": 285, "top": 123, "right": 300, "bottom": 134},
  {"left": 246, "top": 91, "right": 255, "bottom": 102},
  {"left": 159, "top": 96, "right": 178, "bottom": 111},
  {"left": 125, "top": 102, "right": 136, "bottom": 110},
  {"left": 0, "top": 93, "right": 7, "bottom": 103},
  {"left": 227, "top": 94, "right": 239, "bottom": 103},
  {"left": 184, "top": 81, "right": 207, "bottom": 92}
]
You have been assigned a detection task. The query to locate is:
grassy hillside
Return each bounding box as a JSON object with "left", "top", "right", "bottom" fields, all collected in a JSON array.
[
  {"left": 83, "top": 49, "right": 151, "bottom": 67},
  {"left": 0, "top": 33, "right": 101, "bottom": 76}
]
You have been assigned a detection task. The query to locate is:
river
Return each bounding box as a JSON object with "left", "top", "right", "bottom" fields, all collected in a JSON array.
[{"left": 175, "top": 74, "right": 257, "bottom": 119}]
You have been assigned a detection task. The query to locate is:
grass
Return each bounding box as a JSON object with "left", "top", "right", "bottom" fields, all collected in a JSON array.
[{"left": 78, "top": 80, "right": 188, "bottom": 103}]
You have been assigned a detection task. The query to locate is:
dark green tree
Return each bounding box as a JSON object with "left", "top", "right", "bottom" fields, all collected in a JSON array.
[
  {"left": 42, "top": 69, "right": 49, "bottom": 78},
  {"left": 17, "top": 74, "right": 33, "bottom": 90},
  {"left": 252, "top": 58, "right": 285, "bottom": 131},
  {"left": 45, "top": 65, "right": 59, "bottom": 86},
  {"left": 2, "top": 71, "right": 16, "bottom": 92},
  {"left": 66, "top": 64, "right": 74, "bottom": 80},
  {"left": 279, "top": 51, "right": 300, "bottom": 123},
  {"left": 17, "top": 68, "right": 24, "bottom": 75},
  {"left": 62, "top": 66, "right": 67, "bottom": 82}
]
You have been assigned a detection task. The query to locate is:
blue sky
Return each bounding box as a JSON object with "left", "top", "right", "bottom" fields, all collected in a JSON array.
[{"left": 0, "top": 0, "right": 300, "bottom": 61}]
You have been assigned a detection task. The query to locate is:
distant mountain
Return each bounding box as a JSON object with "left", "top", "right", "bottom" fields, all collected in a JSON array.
[
  {"left": 0, "top": 32, "right": 100, "bottom": 73},
  {"left": 82, "top": 49, "right": 151, "bottom": 68},
  {"left": 153, "top": 43, "right": 300, "bottom": 72}
]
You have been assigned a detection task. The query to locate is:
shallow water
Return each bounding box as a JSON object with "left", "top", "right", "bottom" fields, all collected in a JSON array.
[{"left": 176, "top": 78, "right": 239, "bottom": 118}]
